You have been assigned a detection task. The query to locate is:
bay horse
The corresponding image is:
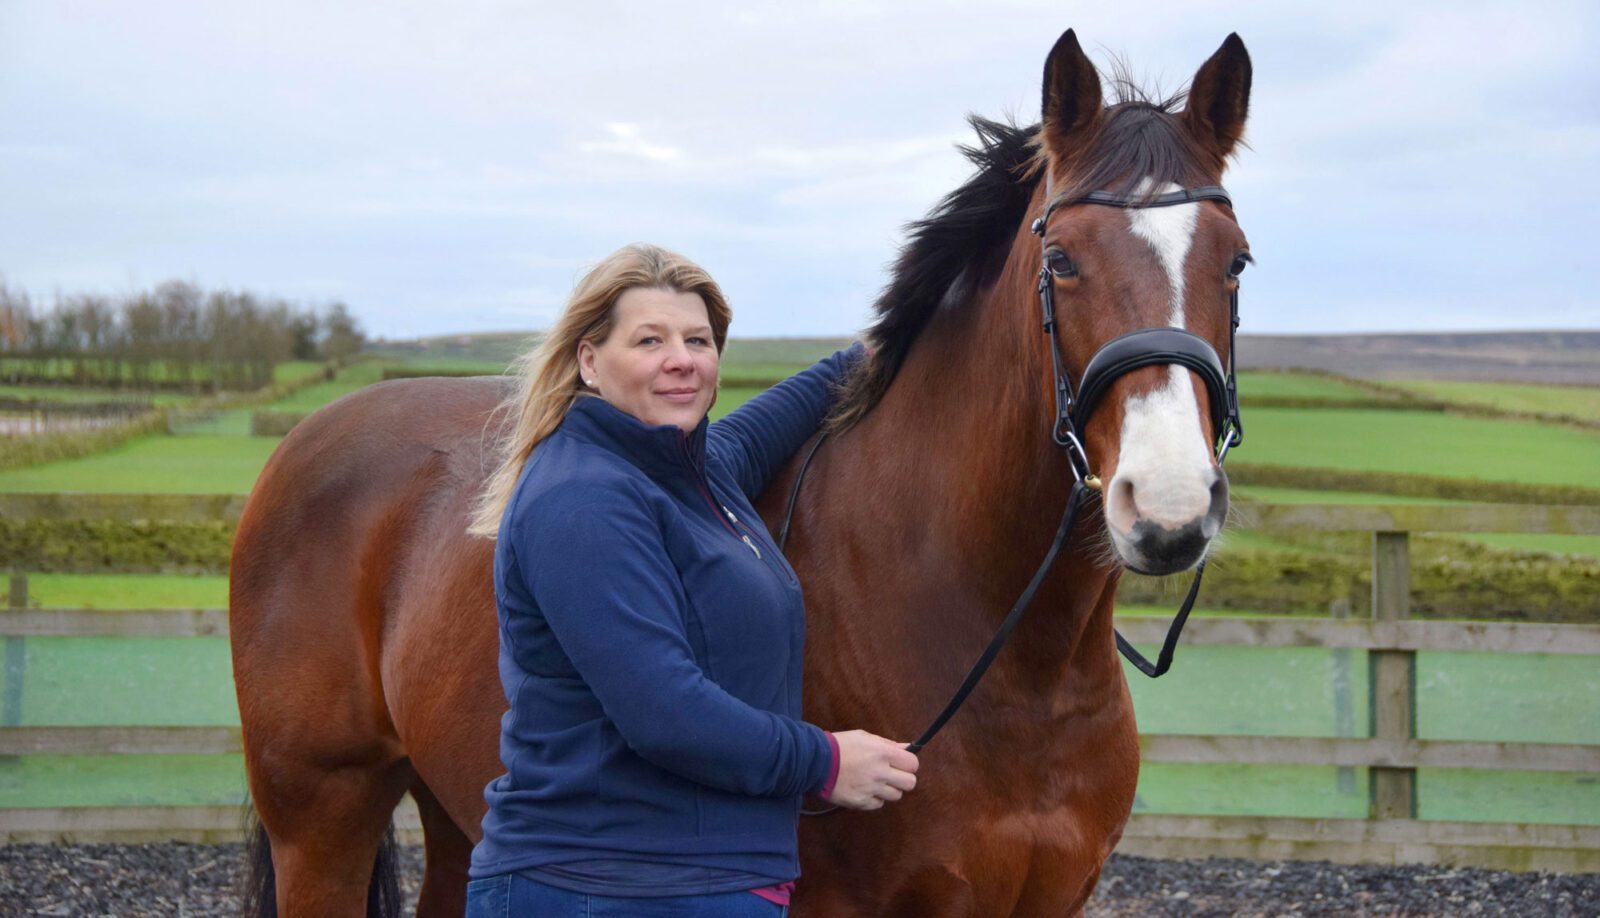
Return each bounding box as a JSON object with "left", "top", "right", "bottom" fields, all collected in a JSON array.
[{"left": 230, "top": 29, "right": 1252, "bottom": 917}]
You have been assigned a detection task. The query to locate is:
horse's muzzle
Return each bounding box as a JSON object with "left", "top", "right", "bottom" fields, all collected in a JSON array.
[{"left": 1108, "top": 468, "right": 1229, "bottom": 575}]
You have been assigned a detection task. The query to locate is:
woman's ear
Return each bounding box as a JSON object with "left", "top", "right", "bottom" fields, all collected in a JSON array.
[{"left": 576, "top": 341, "right": 597, "bottom": 389}]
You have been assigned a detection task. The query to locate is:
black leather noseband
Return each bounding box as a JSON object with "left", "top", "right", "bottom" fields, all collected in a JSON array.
[{"left": 1075, "top": 326, "right": 1231, "bottom": 439}]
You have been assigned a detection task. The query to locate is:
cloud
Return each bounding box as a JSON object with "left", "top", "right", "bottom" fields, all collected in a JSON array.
[
  {"left": 577, "top": 123, "right": 683, "bottom": 163},
  {"left": 1, "top": 0, "right": 1595, "bottom": 337}
]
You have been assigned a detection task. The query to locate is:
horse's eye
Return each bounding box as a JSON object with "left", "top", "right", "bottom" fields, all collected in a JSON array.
[
  {"left": 1047, "top": 250, "right": 1078, "bottom": 278},
  {"left": 1228, "top": 253, "right": 1252, "bottom": 278}
]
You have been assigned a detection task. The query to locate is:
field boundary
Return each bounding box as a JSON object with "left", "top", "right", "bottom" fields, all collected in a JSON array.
[
  {"left": 1243, "top": 367, "right": 1600, "bottom": 429},
  {"left": 1229, "top": 465, "right": 1600, "bottom": 506}
]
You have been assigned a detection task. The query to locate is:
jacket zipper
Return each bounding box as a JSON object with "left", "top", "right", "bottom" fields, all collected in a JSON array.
[
  {"left": 681, "top": 437, "right": 761, "bottom": 559},
  {"left": 709, "top": 483, "right": 800, "bottom": 587}
]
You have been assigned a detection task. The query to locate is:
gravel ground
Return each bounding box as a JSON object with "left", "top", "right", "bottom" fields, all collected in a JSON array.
[{"left": 0, "top": 844, "right": 1595, "bottom": 916}]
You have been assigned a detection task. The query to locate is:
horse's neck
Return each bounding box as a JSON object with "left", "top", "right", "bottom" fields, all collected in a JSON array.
[{"left": 817, "top": 254, "right": 1124, "bottom": 716}]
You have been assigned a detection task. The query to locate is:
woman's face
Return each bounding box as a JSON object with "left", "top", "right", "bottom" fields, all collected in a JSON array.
[{"left": 577, "top": 286, "right": 720, "bottom": 431}]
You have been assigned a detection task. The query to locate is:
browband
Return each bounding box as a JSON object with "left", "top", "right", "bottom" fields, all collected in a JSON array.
[{"left": 1032, "top": 184, "right": 1233, "bottom": 235}]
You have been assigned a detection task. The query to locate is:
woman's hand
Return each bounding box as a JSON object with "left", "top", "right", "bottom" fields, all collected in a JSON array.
[{"left": 825, "top": 730, "right": 919, "bottom": 811}]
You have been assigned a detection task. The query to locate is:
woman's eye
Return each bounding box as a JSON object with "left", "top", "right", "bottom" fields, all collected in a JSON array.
[
  {"left": 1046, "top": 250, "right": 1077, "bottom": 277},
  {"left": 1229, "top": 253, "right": 1252, "bottom": 277},
  {"left": 687, "top": 336, "right": 709, "bottom": 346},
  {"left": 638, "top": 336, "right": 661, "bottom": 345}
]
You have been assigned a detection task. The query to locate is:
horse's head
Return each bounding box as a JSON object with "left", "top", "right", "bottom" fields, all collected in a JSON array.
[{"left": 1033, "top": 30, "right": 1252, "bottom": 576}]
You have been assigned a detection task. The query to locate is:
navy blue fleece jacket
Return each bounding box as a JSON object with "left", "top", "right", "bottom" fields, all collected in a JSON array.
[{"left": 470, "top": 347, "right": 858, "bottom": 887}]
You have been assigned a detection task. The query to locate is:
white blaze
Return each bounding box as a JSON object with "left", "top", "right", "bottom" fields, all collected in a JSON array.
[
  {"left": 1126, "top": 183, "right": 1198, "bottom": 328},
  {"left": 1107, "top": 182, "right": 1216, "bottom": 538}
]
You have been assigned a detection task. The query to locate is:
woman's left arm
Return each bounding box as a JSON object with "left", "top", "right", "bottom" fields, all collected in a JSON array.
[{"left": 707, "top": 342, "right": 865, "bottom": 499}]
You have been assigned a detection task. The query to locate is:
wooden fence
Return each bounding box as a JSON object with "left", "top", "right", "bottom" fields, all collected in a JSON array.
[{"left": 1, "top": 498, "right": 1598, "bottom": 871}]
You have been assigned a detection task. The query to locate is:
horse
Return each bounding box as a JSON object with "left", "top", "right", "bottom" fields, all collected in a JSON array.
[{"left": 230, "top": 28, "right": 1252, "bottom": 917}]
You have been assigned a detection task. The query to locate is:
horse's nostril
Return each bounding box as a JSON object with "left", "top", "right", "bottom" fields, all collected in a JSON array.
[
  {"left": 1203, "top": 471, "right": 1230, "bottom": 539},
  {"left": 1109, "top": 477, "right": 1139, "bottom": 531}
]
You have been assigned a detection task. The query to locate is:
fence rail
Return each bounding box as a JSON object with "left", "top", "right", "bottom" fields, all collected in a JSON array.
[
  {"left": 11, "top": 605, "right": 1600, "bottom": 653},
  {"left": 5, "top": 725, "right": 1593, "bottom": 775},
  {"left": 3, "top": 501, "right": 1598, "bottom": 872}
]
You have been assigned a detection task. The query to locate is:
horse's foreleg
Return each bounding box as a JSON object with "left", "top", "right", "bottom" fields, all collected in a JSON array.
[
  {"left": 884, "top": 864, "right": 977, "bottom": 918},
  {"left": 409, "top": 778, "right": 474, "bottom": 917},
  {"left": 248, "top": 745, "right": 413, "bottom": 916}
]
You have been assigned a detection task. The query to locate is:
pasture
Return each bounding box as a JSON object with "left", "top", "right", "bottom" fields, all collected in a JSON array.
[
  {"left": 1, "top": 353, "right": 1597, "bottom": 873},
  {"left": 1386, "top": 378, "right": 1600, "bottom": 421}
]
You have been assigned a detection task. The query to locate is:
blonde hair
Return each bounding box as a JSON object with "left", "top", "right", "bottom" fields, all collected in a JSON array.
[{"left": 467, "top": 243, "right": 732, "bottom": 538}]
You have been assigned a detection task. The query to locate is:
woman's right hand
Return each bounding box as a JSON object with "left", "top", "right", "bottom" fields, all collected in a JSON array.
[{"left": 825, "top": 730, "right": 919, "bottom": 811}]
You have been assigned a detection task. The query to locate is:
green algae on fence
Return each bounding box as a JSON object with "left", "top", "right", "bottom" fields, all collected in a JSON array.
[
  {"left": 0, "top": 754, "right": 247, "bottom": 809},
  {"left": 13, "top": 637, "right": 238, "bottom": 726}
]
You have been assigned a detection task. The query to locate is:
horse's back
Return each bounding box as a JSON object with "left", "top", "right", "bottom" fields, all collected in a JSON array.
[{"left": 229, "top": 375, "right": 513, "bottom": 767}]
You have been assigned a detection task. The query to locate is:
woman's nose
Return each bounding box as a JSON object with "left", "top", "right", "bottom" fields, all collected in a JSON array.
[{"left": 662, "top": 339, "right": 693, "bottom": 371}]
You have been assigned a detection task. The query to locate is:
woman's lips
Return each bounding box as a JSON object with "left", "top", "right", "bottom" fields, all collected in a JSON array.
[{"left": 656, "top": 388, "right": 700, "bottom": 404}]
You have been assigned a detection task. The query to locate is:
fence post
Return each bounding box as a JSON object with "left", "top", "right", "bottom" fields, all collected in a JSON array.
[
  {"left": 3, "top": 575, "right": 26, "bottom": 731},
  {"left": 1369, "top": 530, "right": 1416, "bottom": 819},
  {"left": 1329, "top": 597, "right": 1356, "bottom": 795}
]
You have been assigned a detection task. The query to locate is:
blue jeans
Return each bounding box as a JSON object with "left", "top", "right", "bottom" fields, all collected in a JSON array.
[{"left": 465, "top": 874, "right": 788, "bottom": 917}]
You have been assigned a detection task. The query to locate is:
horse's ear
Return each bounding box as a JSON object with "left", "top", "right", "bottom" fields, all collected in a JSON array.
[
  {"left": 1041, "top": 29, "right": 1102, "bottom": 152},
  {"left": 1184, "top": 34, "right": 1252, "bottom": 160}
]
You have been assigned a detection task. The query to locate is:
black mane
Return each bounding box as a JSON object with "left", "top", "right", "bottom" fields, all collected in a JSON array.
[
  {"left": 829, "top": 83, "right": 1205, "bottom": 430},
  {"left": 829, "top": 116, "right": 1040, "bottom": 430}
]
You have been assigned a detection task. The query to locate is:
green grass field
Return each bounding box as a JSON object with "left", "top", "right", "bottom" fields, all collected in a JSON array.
[
  {"left": 719, "top": 338, "right": 851, "bottom": 367},
  {"left": 389, "top": 357, "right": 515, "bottom": 375},
  {"left": 265, "top": 361, "right": 390, "bottom": 412},
  {"left": 1388, "top": 378, "right": 1600, "bottom": 421},
  {"left": 1236, "top": 371, "right": 1380, "bottom": 401},
  {"left": 0, "top": 435, "right": 278, "bottom": 493},
  {"left": 1240, "top": 407, "right": 1600, "bottom": 488}
]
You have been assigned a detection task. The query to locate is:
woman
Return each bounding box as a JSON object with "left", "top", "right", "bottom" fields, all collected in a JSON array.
[{"left": 464, "top": 244, "right": 919, "bottom": 916}]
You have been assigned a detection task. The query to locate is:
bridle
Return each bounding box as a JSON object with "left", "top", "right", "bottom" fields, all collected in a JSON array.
[
  {"left": 1030, "top": 180, "right": 1242, "bottom": 678},
  {"left": 787, "top": 180, "right": 1245, "bottom": 814}
]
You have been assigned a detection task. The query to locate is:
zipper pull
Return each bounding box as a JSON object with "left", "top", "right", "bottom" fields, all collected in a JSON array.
[
  {"left": 723, "top": 506, "right": 739, "bottom": 524},
  {"left": 741, "top": 535, "right": 761, "bottom": 559}
]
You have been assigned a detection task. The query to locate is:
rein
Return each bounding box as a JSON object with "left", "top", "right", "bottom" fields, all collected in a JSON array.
[{"left": 789, "top": 182, "right": 1243, "bottom": 815}]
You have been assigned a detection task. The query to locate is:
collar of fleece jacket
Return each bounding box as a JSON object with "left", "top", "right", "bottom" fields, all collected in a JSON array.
[{"left": 563, "top": 394, "right": 712, "bottom": 480}]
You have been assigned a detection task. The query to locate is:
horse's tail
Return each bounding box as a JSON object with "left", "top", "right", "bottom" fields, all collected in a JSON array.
[
  {"left": 368, "top": 823, "right": 403, "bottom": 918},
  {"left": 239, "top": 806, "right": 403, "bottom": 918},
  {"left": 240, "top": 807, "right": 276, "bottom": 918}
]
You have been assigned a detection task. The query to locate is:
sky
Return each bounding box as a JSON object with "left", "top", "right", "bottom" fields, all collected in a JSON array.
[{"left": 1, "top": 1, "right": 1596, "bottom": 340}]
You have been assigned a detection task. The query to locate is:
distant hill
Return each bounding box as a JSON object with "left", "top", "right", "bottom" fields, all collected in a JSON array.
[
  {"left": 1238, "top": 331, "right": 1600, "bottom": 385},
  {"left": 370, "top": 330, "right": 1600, "bottom": 385}
]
